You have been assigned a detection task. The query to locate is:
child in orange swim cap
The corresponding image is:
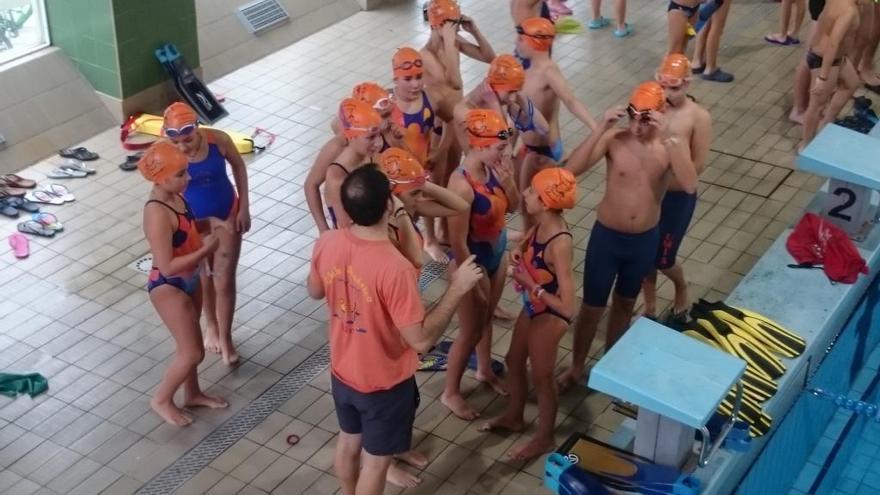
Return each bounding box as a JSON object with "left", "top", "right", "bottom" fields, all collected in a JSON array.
[
  {"left": 517, "top": 17, "right": 555, "bottom": 53},
  {"left": 484, "top": 165, "right": 576, "bottom": 461},
  {"left": 427, "top": 0, "right": 461, "bottom": 28},
  {"left": 140, "top": 140, "right": 227, "bottom": 427}
]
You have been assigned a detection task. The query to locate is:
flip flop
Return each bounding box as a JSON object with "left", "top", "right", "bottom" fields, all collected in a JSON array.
[
  {"left": 17, "top": 220, "right": 56, "bottom": 238},
  {"left": 59, "top": 147, "right": 99, "bottom": 161},
  {"left": 31, "top": 212, "right": 63, "bottom": 231},
  {"left": 48, "top": 168, "right": 87, "bottom": 179},
  {"left": 0, "top": 199, "right": 19, "bottom": 218},
  {"left": 0, "top": 174, "right": 36, "bottom": 189},
  {"left": 119, "top": 153, "right": 143, "bottom": 171},
  {"left": 692, "top": 65, "right": 705, "bottom": 75},
  {"left": 764, "top": 34, "right": 791, "bottom": 46},
  {"left": 588, "top": 16, "right": 610, "bottom": 29},
  {"left": 702, "top": 68, "right": 735, "bottom": 82},
  {"left": 613, "top": 24, "right": 633, "bottom": 38},
  {"left": 43, "top": 184, "right": 75, "bottom": 202},
  {"left": 434, "top": 340, "right": 505, "bottom": 376},
  {"left": 418, "top": 353, "right": 448, "bottom": 372},
  {"left": 8, "top": 233, "right": 28, "bottom": 259},
  {"left": 4, "top": 197, "right": 39, "bottom": 213},
  {"left": 60, "top": 159, "right": 97, "bottom": 175},
  {"left": 0, "top": 186, "right": 26, "bottom": 198},
  {"left": 25, "top": 190, "right": 64, "bottom": 205},
  {"left": 787, "top": 36, "right": 800, "bottom": 45}
]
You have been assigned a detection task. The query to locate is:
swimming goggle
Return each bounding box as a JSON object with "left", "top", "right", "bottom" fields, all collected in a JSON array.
[
  {"left": 394, "top": 60, "right": 423, "bottom": 72},
  {"left": 345, "top": 125, "right": 382, "bottom": 136},
  {"left": 626, "top": 106, "right": 652, "bottom": 122},
  {"left": 468, "top": 127, "right": 514, "bottom": 140},
  {"left": 656, "top": 73, "right": 685, "bottom": 90},
  {"left": 373, "top": 96, "right": 395, "bottom": 112},
  {"left": 515, "top": 26, "right": 554, "bottom": 40},
  {"left": 444, "top": 17, "right": 463, "bottom": 25},
  {"left": 164, "top": 123, "right": 197, "bottom": 138},
  {"left": 390, "top": 173, "right": 430, "bottom": 188}
]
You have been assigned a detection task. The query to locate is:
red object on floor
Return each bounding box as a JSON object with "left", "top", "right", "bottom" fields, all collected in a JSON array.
[{"left": 786, "top": 213, "right": 869, "bottom": 284}]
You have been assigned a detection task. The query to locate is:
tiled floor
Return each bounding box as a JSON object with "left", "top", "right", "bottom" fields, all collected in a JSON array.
[{"left": 0, "top": 0, "right": 843, "bottom": 493}]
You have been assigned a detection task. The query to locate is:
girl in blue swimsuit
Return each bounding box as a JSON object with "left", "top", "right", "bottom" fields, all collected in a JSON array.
[
  {"left": 139, "top": 141, "right": 228, "bottom": 427},
  {"left": 480, "top": 167, "right": 577, "bottom": 461},
  {"left": 163, "top": 102, "right": 251, "bottom": 366},
  {"left": 443, "top": 109, "right": 520, "bottom": 421}
]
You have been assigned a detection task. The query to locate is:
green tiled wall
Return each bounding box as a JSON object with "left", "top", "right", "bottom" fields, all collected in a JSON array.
[
  {"left": 113, "top": 0, "right": 199, "bottom": 97},
  {"left": 46, "top": 0, "right": 121, "bottom": 97},
  {"left": 46, "top": 0, "right": 198, "bottom": 98}
]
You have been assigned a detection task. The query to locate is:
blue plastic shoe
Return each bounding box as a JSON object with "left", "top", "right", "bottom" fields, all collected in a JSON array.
[
  {"left": 613, "top": 23, "right": 633, "bottom": 38},
  {"left": 702, "top": 68, "right": 734, "bottom": 82},
  {"left": 588, "top": 16, "right": 610, "bottom": 29}
]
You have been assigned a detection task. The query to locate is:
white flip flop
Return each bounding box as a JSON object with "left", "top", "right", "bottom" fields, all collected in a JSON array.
[
  {"left": 60, "top": 159, "right": 97, "bottom": 174},
  {"left": 48, "top": 167, "right": 87, "bottom": 179},
  {"left": 43, "top": 184, "right": 75, "bottom": 202}
]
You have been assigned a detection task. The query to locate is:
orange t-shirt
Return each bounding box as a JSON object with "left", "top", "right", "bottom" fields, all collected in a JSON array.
[{"left": 310, "top": 229, "right": 424, "bottom": 393}]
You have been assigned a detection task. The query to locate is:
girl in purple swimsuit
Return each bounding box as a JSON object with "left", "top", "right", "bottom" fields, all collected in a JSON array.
[
  {"left": 139, "top": 141, "right": 228, "bottom": 427},
  {"left": 163, "top": 103, "right": 251, "bottom": 366}
]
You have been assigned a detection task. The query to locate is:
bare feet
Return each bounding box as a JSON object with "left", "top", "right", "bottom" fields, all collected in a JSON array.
[
  {"left": 423, "top": 241, "right": 450, "bottom": 263},
  {"left": 475, "top": 371, "right": 509, "bottom": 396},
  {"left": 184, "top": 392, "right": 229, "bottom": 409},
  {"left": 203, "top": 325, "right": 221, "bottom": 354},
  {"left": 478, "top": 414, "right": 525, "bottom": 433},
  {"left": 386, "top": 462, "right": 422, "bottom": 488},
  {"left": 151, "top": 399, "right": 193, "bottom": 427},
  {"left": 396, "top": 450, "right": 429, "bottom": 469},
  {"left": 441, "top": 392, "right": 481, "bottom": 420},
  {"left": 789, "top": 108, "right": 805, "bottom": 125},
  {"left": 493, "top": 305, "right": 516, "bottom": 321},
  {"left": 556, "top": 366, "right": 584, "bottom": 392},
  {"left": 221, "top": 341, "right": 240, "bottom": 366},
  {"left": 508, "top": 435, "right": 555, "bottom": 461}
]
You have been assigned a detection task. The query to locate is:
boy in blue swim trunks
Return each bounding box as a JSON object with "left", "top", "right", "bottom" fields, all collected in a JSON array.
[
  {"left": 516, "top": 17, "right": 598, "bottom": 228},
  {"left": 642, "top": 54, "right": 712, "bottom": 324},
  {"left": 557, "top": 82, "right": 698, "bottom": 391}
]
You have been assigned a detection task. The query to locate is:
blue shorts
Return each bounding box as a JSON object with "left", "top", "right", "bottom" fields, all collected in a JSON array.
[
  {"left": 526, "top": 140, "right": 564, "bottom": 162},
  {"left": 331, "top": 374, "right": 419, "bottom": 456},
  {"left": 582, "top": 221, "right": 660, "bottom": 306},
  {"left": 468, "top": 229, "right": 508, "bottom": 276},
  {"left": 656, "top": 191, "right": 698, "bottom": 270}
]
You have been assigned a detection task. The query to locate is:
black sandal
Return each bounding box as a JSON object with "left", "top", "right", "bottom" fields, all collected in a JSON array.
[
  {"left": 4, "top": 196, "right": 40, "bottom": 213},
  {"left": 59, "top": 147, "right": 99, "bottom": 161},
  {"left": 0, "top": 199, "right": 18, "bottom": 218}
]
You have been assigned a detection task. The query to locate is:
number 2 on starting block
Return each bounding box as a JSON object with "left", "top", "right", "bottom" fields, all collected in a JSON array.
[{"left": 819, "top": 178, "right": 876, "bottom": 241}]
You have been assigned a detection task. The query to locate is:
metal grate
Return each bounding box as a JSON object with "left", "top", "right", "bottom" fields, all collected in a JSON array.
[
  {"left": 136, "top": 346, "right": 330, "bottom": 495},
  {"left": 127, "top": 254, "right": 152, "bottom": 274},
  {"left": 236, "top": 0, "right": 290, "bottom": 34}
]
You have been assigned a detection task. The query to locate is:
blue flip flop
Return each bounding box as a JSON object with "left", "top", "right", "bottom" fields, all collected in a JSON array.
[
  {"left": 702, "top": 68, "right": 734, "bottom": 83},
  {"left": 435, "top": 340, "right": 505, "bottom": 376},
  {"left": 588, "top": 16, "right": 610, "bottom": 29},
  {"left": 613, "top": 23, "right": 633, "bottom": 38}
]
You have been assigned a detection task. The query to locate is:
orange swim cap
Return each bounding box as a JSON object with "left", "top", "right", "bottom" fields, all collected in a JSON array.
[
  {"left": 138, "top": 141, "right": 188, "bottom": 184},
  {"left": 393, "top": 47, "right": 424, "bottom": 79},
  {"left": 352, "top": 82, "right": 393, "bottom": 112},
  {"left": 656, "top": 53, "right": 692, "bottom": 84},
  {"left": 518, "top": 17, "right": 555, "bottom": 52},
  {"left": 629, "top": 81, "right": 666, "bottom": 112},
  {"left": 338, "top": 98, "right": 382, "bottom": 139},
  {"left": 163, "top": 102, "right": 199, "bottom": 130},
  {"left": 380, "top": 147, "right": 428, "bottom": 193},
  {"left": 532, "top": 167, "right": 577, "bottom": 210},
  {"left": 488, "top": 55, "right": 525, "bottom": 93},
  {"left": 466, "top": 108, "right": 511, "bottom": 148},
  {"left": 427, "top": 0, "right": 461, "bottom": 28}
]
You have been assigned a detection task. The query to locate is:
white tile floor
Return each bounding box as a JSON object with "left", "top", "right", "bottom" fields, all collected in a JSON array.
[{"left": 0, "top": 0, "right": 846, "bottom": 493}]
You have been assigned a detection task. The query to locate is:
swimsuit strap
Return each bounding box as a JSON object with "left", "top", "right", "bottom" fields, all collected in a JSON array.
[
  {"left": 514, "top": 98, "right": 537, "bottom": 133},
  {"left": 537, "top": 231, "right": 573, "bottom": 248},
  {"left": 145, "top": 199, "right": 185, "bottom": 224},
  {"left": 328, "top": 162, "right": 350, "bottom": 175}
]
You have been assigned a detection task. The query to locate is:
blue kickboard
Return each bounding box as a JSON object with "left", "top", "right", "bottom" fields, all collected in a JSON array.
[
  {"left": 588, "top": 318, "right": 745, "bottom": 429},
  {"left": 798, "top": 124, "right": 880, "bottom": 190}
]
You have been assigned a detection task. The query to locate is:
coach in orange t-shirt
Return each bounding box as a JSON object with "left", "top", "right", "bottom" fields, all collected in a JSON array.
[{"left": 308, "top": 165, "right": 482, "bottom": 495}]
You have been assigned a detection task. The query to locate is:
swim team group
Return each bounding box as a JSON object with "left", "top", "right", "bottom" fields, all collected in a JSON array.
[{"left": 132, "top": 0, "right": 880, "bottom": 493}]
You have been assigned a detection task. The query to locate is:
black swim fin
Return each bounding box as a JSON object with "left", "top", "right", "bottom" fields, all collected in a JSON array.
[{"left": 696, "top": 299, "right": 806, "bottom": 358}]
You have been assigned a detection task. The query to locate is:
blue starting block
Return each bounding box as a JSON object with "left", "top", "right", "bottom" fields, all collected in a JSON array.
[
  {"left": 798, "top": 124, "right": 880, "bottom": 241},
  {"left": 589, "top": 318, "right": 746, "bottom": 469}
]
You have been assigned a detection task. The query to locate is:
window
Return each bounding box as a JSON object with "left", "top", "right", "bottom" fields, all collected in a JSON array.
[{"left": 0, "top": 0, "right": 49, "bottom": 65}]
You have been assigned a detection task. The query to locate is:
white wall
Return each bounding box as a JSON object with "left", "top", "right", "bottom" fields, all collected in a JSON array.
[
  {"left": 196, "top": 0, "right": 363, "bottom": 82},
  {"left": 0, "top": 48, "right": 115, "bottom": 175}
]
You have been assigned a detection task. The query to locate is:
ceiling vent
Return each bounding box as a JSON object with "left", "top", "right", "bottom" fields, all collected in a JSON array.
[{"left": 236, "top": 0, "right": 290, "bottom": 34}]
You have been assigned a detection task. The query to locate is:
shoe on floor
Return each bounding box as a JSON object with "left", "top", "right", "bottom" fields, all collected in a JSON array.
[
  {"left": 702, "top": 68, "right": 734, "bottom": 82},
  {"left": 613, "top": 23, "right": 633, "bottom": 38},
  {"left": 8, "top": 233, "right": 29, "bottom": 258},
  {"left": 588, "top": 16, "right": 610, "bottom": 29}
]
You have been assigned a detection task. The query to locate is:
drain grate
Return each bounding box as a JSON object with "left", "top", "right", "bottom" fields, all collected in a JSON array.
[
  {"left": 700, "top": 149, "right": 793, "bottom": 199},
  {"left": 127, "top": 254, "right": 152, "bottom": 274},
  {"left": 136, "top": 346, "right": 330, "bottom": 495},
  {"left": 418, "top": 260, "right": 448, "bottom": 291}
]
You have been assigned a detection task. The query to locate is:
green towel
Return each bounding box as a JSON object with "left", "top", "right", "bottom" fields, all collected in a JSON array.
[
  {"left": 0, "top": 373, "right": 48, "bottom": 398},
  {"left": 555, "top": 17, "right": 584, "bottom": 34}
]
